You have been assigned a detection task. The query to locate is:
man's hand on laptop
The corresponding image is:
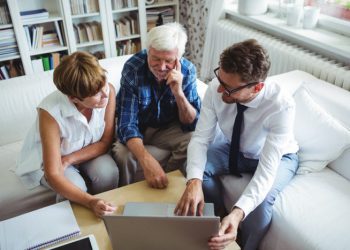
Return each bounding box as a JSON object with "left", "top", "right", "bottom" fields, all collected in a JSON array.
[
  {"left": 88, "top": 198, "right": 116, "bottom": 218},
  {"left": 174, "top": 178, "right": 204, "bottom": 216},
  {"left": 208, "top": 207, "right": 244, "bottom": 250},
  {"left": 141, "top": 153, "right": 168, "bottom": 189}
]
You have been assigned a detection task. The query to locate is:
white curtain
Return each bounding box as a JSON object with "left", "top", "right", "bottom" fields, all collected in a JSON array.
[
  {"left": 200, "top": 0, "right": 225, "bottom": 81},
  {"left": 179, "top": 0, "right": 208, "bottom": 76}
]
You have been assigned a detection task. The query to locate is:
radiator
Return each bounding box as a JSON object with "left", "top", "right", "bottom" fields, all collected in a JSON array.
[{"left": 202, "top": 19, "right": 350, "bottom": 90}]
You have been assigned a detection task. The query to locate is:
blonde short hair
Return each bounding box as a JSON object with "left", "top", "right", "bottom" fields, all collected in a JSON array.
[{"left": 53, "top": 51, "right": 106, "bottom": 99}]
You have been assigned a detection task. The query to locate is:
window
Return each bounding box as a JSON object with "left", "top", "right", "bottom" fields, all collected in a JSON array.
[{"left": 306, "top": 0, "right": 350, "bottom": 21}]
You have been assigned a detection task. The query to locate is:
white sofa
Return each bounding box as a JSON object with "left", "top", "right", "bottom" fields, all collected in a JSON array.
[{"left": 1, "top": 55, "right": 349, "bottom": 250}]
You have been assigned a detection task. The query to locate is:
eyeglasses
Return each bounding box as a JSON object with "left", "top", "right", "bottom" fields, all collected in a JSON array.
[{"left": 214, "top": 67, "right": 258, "bottom": 96}]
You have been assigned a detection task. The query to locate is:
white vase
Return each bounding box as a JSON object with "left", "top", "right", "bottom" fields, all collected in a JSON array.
[
  {"left": 286, "top": 4, "right": 303, "bottom": 26},
  {"left": 238, "top": 0, "right": 268, "bottom": 16},
  {"left": 303, "top": 6, "right": 320, "bottom": 29}
]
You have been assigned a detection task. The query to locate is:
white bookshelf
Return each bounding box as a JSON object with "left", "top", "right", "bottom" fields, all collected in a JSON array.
[
  {"left": 62, "top": 0, "right": 111, "bottom": 58},
  {"left": 7, "top": 0, "right": 69, "bottom": 75},
  {"left": 106, "top": 0, "right": 179, "bottom": 57},
  {"left": 1, "top": 0, "right": 179, "bottom": 77}
]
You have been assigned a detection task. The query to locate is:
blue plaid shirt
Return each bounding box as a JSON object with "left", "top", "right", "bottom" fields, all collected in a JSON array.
[{"left": 117, "top": 50, "right": 201, "bottom": 144}]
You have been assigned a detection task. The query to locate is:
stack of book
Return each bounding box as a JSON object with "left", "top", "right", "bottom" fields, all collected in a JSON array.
[
  {"left": 0, "top": 28, "right": 19, "bottom": 59},
  {"left": 112, "top": 0, "right": 137, "bottom": 9},
  {"left": 70, "top": 0, "right": 99, "bottom": 15},
  {"left": 116, "top": 39, "right": 140, "bottom": 56},
  {"left": 146, "top": 7, "right": 175, "bottom": 31},
  {"left": 24, "top": 21, "right": 64, "bottom": 50},
  {"left": 20, "top": 8, "right": 49, "bottom": 22},
  {"left": 114, "top": 15, "right": 138, "bottom": 38},
  {"left": 31, "top": 52, "right": 62, "bottom": 73},
  {"left": 73, "top": 21, "right": 102, "bottom": 43},
  {"left": 0, "top": 60, "right": 24, "bottom": 80},
  {"left": 0, "top": 0, "right": 11, "bottom": 25}
]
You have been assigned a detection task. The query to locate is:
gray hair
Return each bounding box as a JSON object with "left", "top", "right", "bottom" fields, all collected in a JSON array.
[{"left": 146, "top": 22, "right": 187, "bottom": 58}]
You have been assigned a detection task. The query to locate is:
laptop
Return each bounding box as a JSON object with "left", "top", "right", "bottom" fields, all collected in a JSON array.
[{"left": 102, "top": 202, "right": 220, "bottom": 250}]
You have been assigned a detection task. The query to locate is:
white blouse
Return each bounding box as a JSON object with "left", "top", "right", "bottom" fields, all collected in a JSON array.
[{"left": 15, "top": 89, "right": 108, "bottom": 189}]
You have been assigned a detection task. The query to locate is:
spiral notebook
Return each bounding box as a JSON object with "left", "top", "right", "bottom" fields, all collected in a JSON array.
[{"left": 0, "top": 200, "right": 81, "bottom": 250}]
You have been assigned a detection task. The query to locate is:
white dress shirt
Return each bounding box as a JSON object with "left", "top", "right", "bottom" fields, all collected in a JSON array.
[
  {"left": 186, "top": 78, "right": 299, "bottom": 218},
  {"left": 15, "top": 90, "right": 108, "bottom": 189}
]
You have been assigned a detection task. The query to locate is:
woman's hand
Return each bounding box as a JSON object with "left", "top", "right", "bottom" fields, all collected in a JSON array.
[{"left": 88, "top": 198, "right": 117, "bottom": 217}]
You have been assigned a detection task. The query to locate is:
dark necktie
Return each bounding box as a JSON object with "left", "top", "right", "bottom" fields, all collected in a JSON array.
[{"left": 229, "top": 103, "right": 248, "bottom": 177}]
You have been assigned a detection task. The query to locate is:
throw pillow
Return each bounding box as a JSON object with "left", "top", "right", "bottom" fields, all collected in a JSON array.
[{"left": 293, "top": 86, "right": 350, "bottom": 174}]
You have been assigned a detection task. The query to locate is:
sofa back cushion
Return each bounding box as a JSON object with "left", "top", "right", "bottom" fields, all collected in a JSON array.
[
  {"left": 293, "top": 86, "right": 350, "bottom": 175},
  {"left": 99, "top": 55, "right": 131, "bottom": 92},
  {"left": 0, "top": 71, "right": 56, "bottom": 146},
  {"left": 267, "top": 70, "right": 350, "bottom": 180},
  {"left": 303, "top": 79, "right": 350, "bottom": 181}
]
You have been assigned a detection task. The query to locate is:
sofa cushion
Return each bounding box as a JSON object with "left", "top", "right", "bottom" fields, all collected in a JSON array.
[
  {"left": 99, "top": 55, "right": 131, "bottom": 92},
  {"left": 0, "top": 141, "right": 55, "bottom": 220},
  {"left": 304, "top": 79, "right": 350, "bottom": 129},
  {"left": 260, "top": 168, "right": 350, "bottom": 250},
  {"left": 266, "top": 70, "right": 315, "bottom": 94},
  {"left": 329, "top": 148, "right": 350, "bottom": 181},
  {"left": 303, "top": 79, "right": 350, "bottom": 180},
  {"left": 293, "top": 86, "right": 350, "bottom": 174},
  {"left": 0, "top": 71, "right": 56, "bottom": 146}
]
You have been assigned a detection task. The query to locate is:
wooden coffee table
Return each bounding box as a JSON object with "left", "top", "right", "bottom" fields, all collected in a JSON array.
[{"left": 71, "top": 170, "right": 240, "bottom": 250}]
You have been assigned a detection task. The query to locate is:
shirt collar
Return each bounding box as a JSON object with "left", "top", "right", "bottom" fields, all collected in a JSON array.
[
  {"left": 242, "top": 84, "right": 266, "bottom": 109},
  {"left": 60, "top": 90, "right": 105, "bottom": 118},
  {"left": 60, "top": 92, "right": 78, "bottom": 117}
]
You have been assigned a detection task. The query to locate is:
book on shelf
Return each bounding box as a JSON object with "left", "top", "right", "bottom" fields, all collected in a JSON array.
[
  {"left": 42, "top": 32, "right": 60, "bottom": 47},
  {"left": 50, "top": 52, "right": 60, "bottom": 69},
  {"left": 24, "top": 23, "right": 64, "bottom": 50},
  {"left": 84, "top": 23, "right": 94, "bottom": 41},
  {"left": 111, "top": 0, "right": 137, "bottom": 9},
  {"left": 70, "top": 0, "right": 99, "bottom": 15},
  {"left": 75, "top": 21, "right": 102, "bottom": 43},
  {"left": 42, "top": 56, "right": 50, "bottom": 71},
  {"left": 114, "top": 15, "right": 138, "bottom": 38},
  {"left": 0, "top": 28, "right": 15, "bottom": 39},
  {"left": 10, "top": 59, "right": 24, "bottom": 77},
  {"left": 91, "top": 21, "right": 102, "bottom": 40},
  {"left": 31, "top": 52, "right": 62, "bottom": 73},
  {"left": 0, "top": 60, "right": 23, "bottom": 80},
  {"left": 0, "top": 200, "right": 80, "bottom": 250},
  {"left": 116, "top": 39, "right": 140, "bottom": 56},
  {"left": 0, "top": 28, "right": 19, "bottom": 58},
  {"left": 0, "top": 0, "right": 11, "bottom": 25},
  {"left": 20, "top": 8, "right": 49, "bottom": 22},
  {"left": 77, "top": 23, "right": 88, "bottom": 42},
  {"left": 0, "top": 65, "right": 9, "bottom": 79},
  {"left": 73, "top": 23, "right": 80, "bottom": 43},
  {"left": 54, "top": 20, "right": 64, "bottom": 46},
  {"left": 31, "top": 57, "right": 44, "bottom": 73}
]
